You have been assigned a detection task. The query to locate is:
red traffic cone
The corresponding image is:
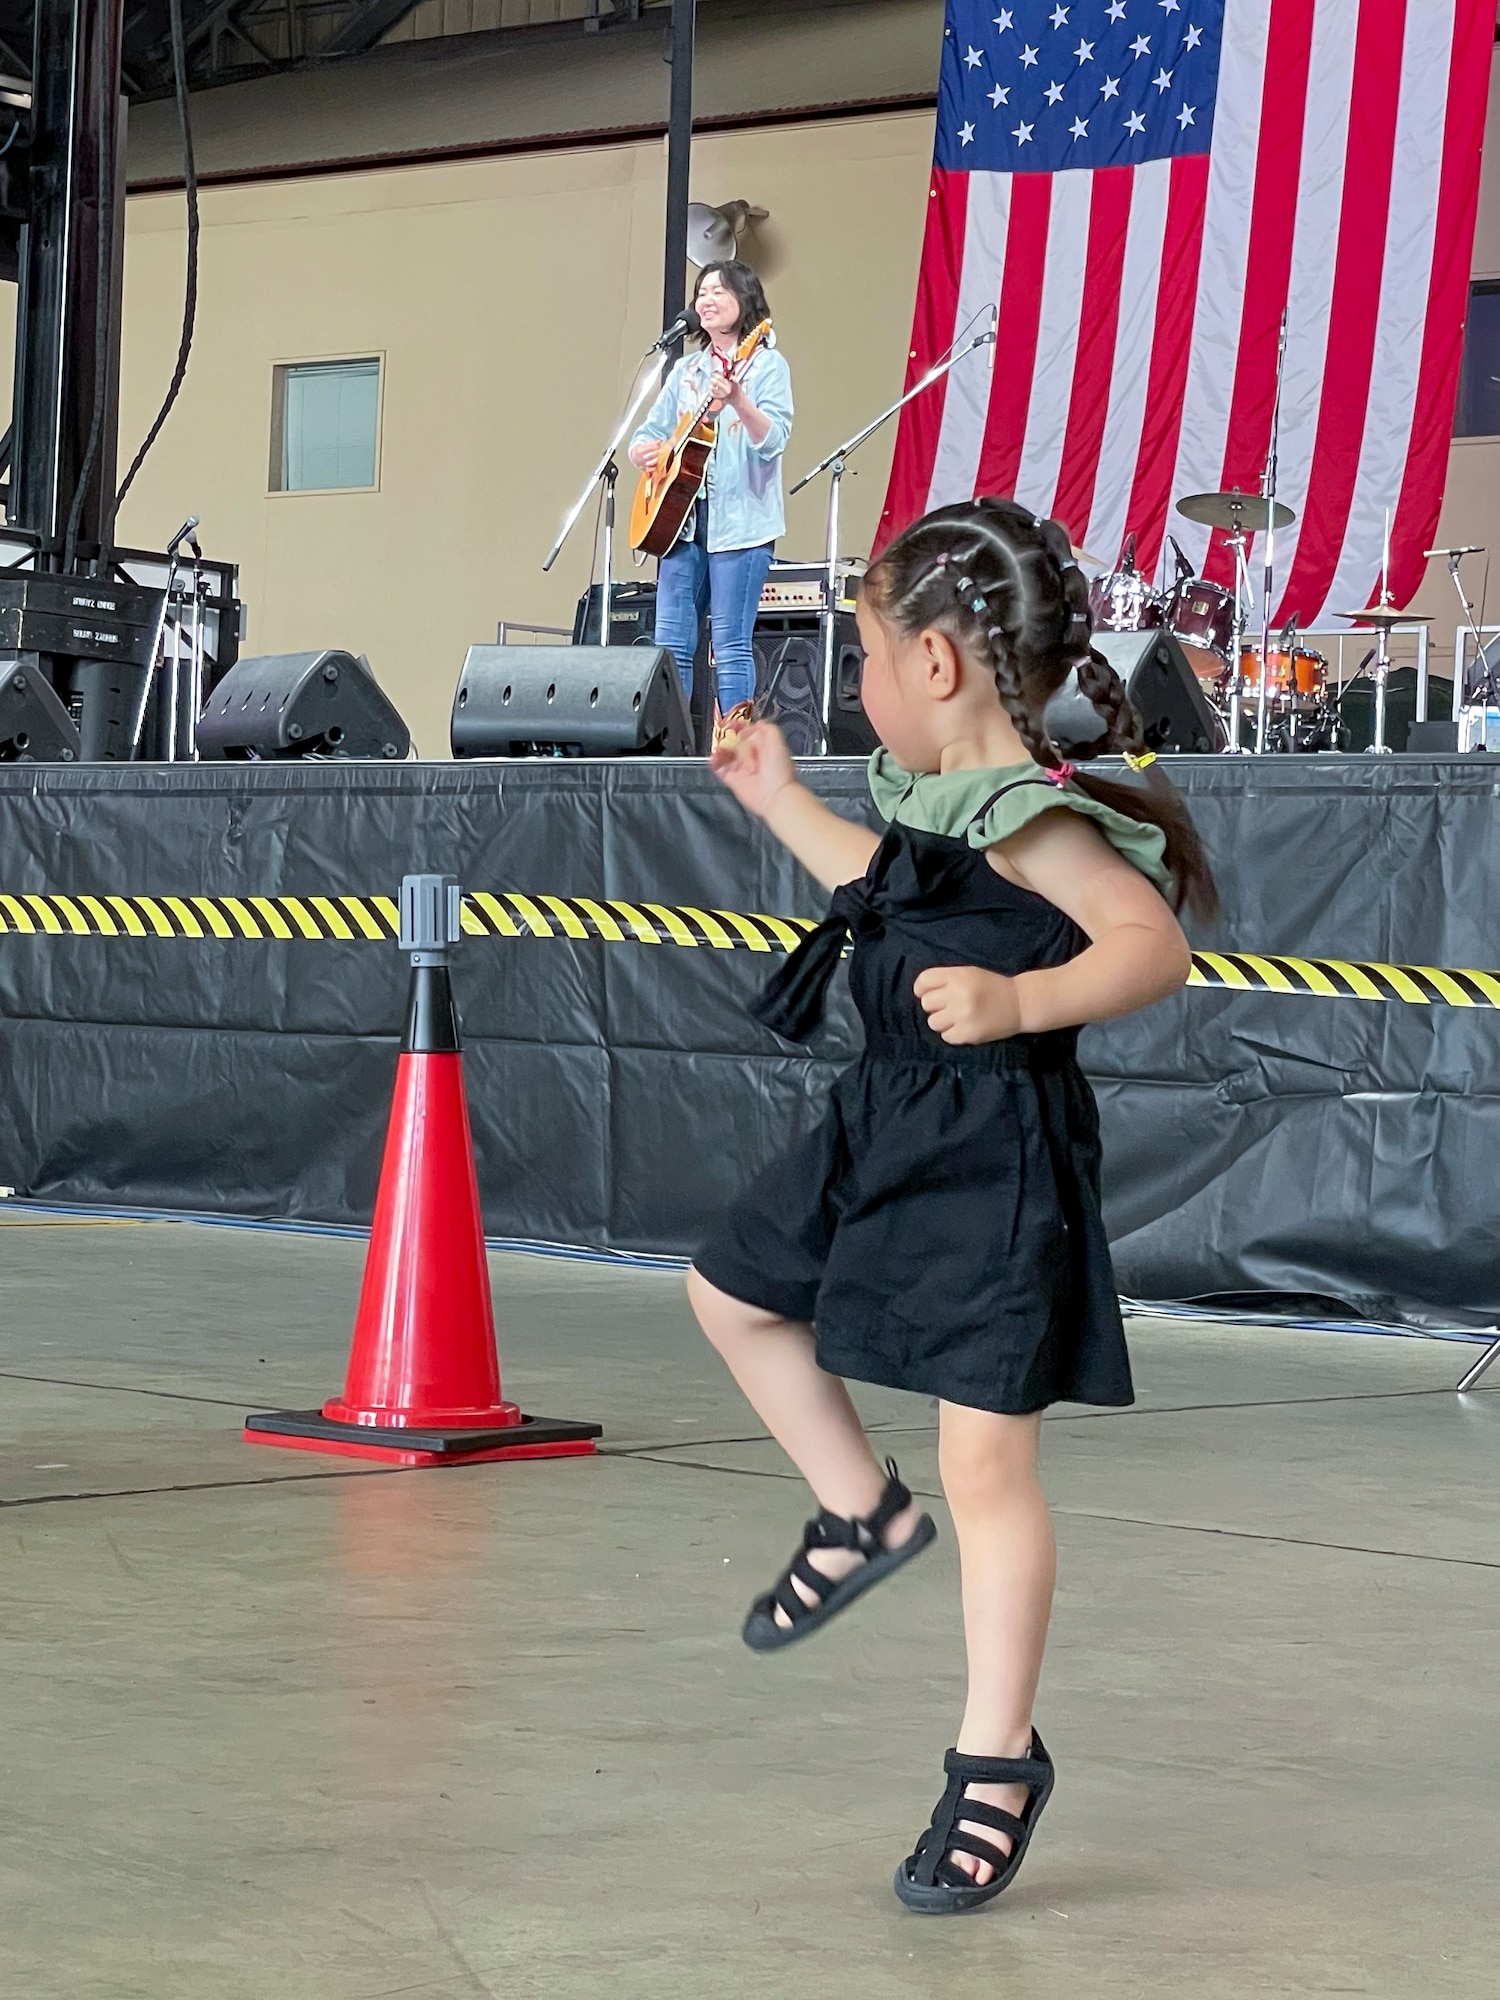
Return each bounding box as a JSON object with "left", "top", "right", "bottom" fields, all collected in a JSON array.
[{"left": 246, "top": 876, "right": 601, "bottom": 1467}]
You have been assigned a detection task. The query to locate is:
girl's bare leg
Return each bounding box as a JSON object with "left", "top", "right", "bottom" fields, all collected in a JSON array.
[
  {"left": 687, "top": 1268, "right": 924, "bottom": 1615},
  {"left": 937, "top": 1403, "right": 1055, "bottom": 1884}
]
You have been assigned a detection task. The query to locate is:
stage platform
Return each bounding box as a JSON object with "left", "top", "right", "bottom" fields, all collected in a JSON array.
[{"left": 0, "top": 752, "right": 1495, "bottom": 1327}]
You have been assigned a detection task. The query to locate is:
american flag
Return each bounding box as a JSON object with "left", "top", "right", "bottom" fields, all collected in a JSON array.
[{"left": 879, "top": 0, "right": 1494, "bottom": 624}]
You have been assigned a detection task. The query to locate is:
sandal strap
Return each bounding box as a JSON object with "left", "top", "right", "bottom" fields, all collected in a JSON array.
[
  {"left": 943, "top": 1739, "right": 1051, "bottom": 1793},
  {"left": 862, "top": 1457, "right": 914, "bottom": 1539}
]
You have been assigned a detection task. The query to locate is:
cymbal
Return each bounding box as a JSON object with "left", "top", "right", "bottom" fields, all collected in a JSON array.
[
  {"left": 1175, "top": 487, "right": 1296, "bottom": 532},
  {"left": 1339, "top": 605, "right": 1433, "bottom": 626},
  {"left": 1071, "top": 544, "right": 1106, "bottom": 567}
]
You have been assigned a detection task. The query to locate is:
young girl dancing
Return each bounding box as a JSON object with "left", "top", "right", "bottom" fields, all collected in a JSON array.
[{"left": 688, "top": 496, "right": 1215, "bottom": 1914}]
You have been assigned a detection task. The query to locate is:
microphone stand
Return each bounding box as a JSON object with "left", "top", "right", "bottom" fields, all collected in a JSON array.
[
  {"left": 790, "top": 322, "right": 997, "bottom": 750},
  {"left": 544, "top": 342, "right": 673, "bottom": 645},
  {"left": 1255, "top": 309, "right": 1288, "bottom": 756}
]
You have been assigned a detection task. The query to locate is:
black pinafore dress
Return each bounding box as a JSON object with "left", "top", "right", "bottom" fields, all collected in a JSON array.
[{"left": 695, "top": 761, "right": 1172, "bottom": 1416}]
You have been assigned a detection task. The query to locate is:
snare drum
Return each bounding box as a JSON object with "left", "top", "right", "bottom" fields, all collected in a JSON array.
[
  {"left": 1165, "top": 579, "right": 1236, "bottom": 683},
  {"left": 1237, "top": 645, "right": 1328, "bottom": 697},
  {"left": 1088, "top": 568, "right": 1163, "bottom": 634}
]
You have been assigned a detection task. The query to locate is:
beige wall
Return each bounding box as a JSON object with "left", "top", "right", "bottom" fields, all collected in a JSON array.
[{"left": 101, "top": 111, "right": 932, "bottom": 756}]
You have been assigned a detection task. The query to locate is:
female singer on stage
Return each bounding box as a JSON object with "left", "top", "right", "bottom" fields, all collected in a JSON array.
[{"left": 629, "top": 261, "right": 793, "bottom": 746}]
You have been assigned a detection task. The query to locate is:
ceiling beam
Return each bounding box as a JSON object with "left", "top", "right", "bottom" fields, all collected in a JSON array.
[{"left": 319, "top": 0, "right": 424, "bottom": 58}]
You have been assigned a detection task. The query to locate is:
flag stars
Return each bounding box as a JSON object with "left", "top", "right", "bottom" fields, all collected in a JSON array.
[
  {"left": 1159, "top": 0, "right": 1180, "bottom": 11},
  {"left": 1185, "top": 23, "right": 1203, "bottom": 48},
  {"left": 1130, "top": 33, "right": 1151, "bottom": 56},
  {"left": 1124, "top": 109, "right": 1146, "bottom": 135},
  {"left": 963, "top": 44, "right": 983, "bottom": 68},
  {"left": 1100, "top": 74, "right": 1120, "bottom": 100},
  {"left": 1019, "top": 43, "right": 1039, "bottom": 66},
  {"left": 958, "top": 119, "right": 976, "bottom": 145},
  {"left": 989, "top": 82, "right": 1010, "bottom": 106},
  {"left": 1106, "top": 0, "right": 1127, "bottom": 18},
  {"left": 1176, "top": 103, "right": 1196, "bottom": 129},
  {"left": 992, "top": 8, "right": 1014, "bottom": 27},
  {"left": 1153, "top": 66, "right": 1173, "bottom": 91},
  {"left": 1049, "top": 3, "right": 1069, "bottom": 25},
  {"left": 1012, "top": 120, "right": 1035, "bottom": 144},
  {"left": 1045, "top": 79, "right": 1066, "bottom": 104},
  {"left": 1074, "top": 37, "right": 1094, "bottom": 62},
  {"left": 1069, "top": 116, "right": 1090, "bottom": 140}
]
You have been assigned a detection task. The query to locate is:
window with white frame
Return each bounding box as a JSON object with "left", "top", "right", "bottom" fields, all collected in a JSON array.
[{"left": 271, "top": 359, "right": 381, "bottom": 492}]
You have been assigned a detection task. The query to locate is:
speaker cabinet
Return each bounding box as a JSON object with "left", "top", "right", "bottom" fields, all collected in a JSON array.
[
  {"left": 1045, "top": 630, "right": 1225, "bottom": 756},
  {"left": 196, "top": 651, "right": 410, "bottom": 760},
  {"left": 0, "top": 655, "right": 81, "bottom": 761},
  {"left": 752, "top": 612, "right": 875, "bottom": 758},
  {"left": 572, "top": 581, "right": 660, "bottom": 649},
  {"left": 451, "top": 646, "right": 693, "bottom": 758}
]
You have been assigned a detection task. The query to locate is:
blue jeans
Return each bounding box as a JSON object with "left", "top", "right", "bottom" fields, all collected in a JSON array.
[{"left": 654, "top": 517, "right": 773, "bottom": 713}]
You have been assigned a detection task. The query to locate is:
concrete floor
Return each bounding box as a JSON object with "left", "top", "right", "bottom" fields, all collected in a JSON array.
[{"left": 2, "top": 1212, "right": 1498, "bottom": 1999}]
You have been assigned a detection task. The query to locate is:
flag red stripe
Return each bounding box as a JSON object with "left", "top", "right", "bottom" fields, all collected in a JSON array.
[
  {"left": 875, "top": 168, "right": 970, "bottom": 553},
  {"left": 1125, "top": 154, "right": 1212, "bottom": 581},
  {"left": 1201, "top": 0, "right": 1317, "bottom": 587},
  {"left": 1276, "top": 0, "right": 1407, "bottom": 621},
  {"left": 1050, "top": 168, "right": 1135, "bottom": 547},
  {"left": 1388, "top": 1, "right": 1495, "bottom": 608},
  {"left": 974, "top": 173, "right": 1054, "bottom": 499}
]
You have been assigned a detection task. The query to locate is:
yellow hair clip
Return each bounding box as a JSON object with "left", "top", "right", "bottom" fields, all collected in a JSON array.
[{"left": 1123, "top": 750, "right": 1157, "bottom": 772}]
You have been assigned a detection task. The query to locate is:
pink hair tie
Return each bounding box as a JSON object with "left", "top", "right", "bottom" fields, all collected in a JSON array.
[{"left": 1043, "top": 762, "right": 1077, "bottom": 787}]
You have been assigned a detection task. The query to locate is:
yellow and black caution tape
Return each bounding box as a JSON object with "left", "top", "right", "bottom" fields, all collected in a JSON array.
[
  {"left": 0, "top": 889, "right": 1494, "bottom": 1009},
  {"left": 0, "top": 889, "right": 817, "bottom": 950}
]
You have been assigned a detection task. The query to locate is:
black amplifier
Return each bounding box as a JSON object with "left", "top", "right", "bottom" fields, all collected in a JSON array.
[{"left": 0, "top": 573, "right": 165, "bottom": 665}]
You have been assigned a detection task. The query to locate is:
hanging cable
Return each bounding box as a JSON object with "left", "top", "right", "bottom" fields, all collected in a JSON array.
[{"left": 108, "top": 0, "right": 198, "bottom": 540}]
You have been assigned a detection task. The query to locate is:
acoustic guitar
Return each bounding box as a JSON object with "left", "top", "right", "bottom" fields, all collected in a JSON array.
[{"left": 628, "top": 319, "right": 773, "bottom": 559}]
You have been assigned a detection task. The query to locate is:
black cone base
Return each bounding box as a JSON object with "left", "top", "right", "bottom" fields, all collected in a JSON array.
[{"left": 244, "top": 1408, "right": 602, "bottom": 1465}]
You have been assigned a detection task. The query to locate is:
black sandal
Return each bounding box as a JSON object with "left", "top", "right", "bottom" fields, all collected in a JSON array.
[
  {"left": 741, "top": 1458, "right": 936, "bottom": 1652},
  {"left": 893, "top": 1734, "right": 1055, "bottom": 1914}
]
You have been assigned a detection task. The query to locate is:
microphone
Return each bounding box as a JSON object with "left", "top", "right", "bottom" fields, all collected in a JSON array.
[
  {"left": 1425, "top": 545, "right": 1483, "bottom": 559},
  {"left": 165, "top": 513, "right": 199, "bottom": 558},
  {"left": 651, "top": 306, "right": 703, "bottom": 352},
  {"left": 1168, "top": 535, "right": 1194, "bottom": 581}
]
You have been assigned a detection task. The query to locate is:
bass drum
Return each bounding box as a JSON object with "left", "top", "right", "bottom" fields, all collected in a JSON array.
[{"left": 1165, "top": 578, "right": 1237, "bottom": 684}]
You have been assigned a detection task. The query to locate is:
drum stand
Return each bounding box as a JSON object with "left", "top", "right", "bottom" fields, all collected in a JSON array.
[
  {"left": 1254, "top": 312, "right": 1289, "bottom": 755},
  {"left": 791, "top": 316, "right": 996, "bottom": 749},
  {"left": 1225, "top": 523, "right": 1253, "bottom": 753}
]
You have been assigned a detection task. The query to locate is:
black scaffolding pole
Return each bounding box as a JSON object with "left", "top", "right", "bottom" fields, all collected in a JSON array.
[
  {"left": 661, "top": 0, "right": 694, "bottom": 367},
  {"left": 9, "top": 0, "right": 126, "bottom": 569}
]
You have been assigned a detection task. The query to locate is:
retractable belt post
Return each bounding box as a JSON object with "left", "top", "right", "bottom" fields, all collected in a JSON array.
[{"left": 244, "top": 872, "right": 602, "bottom": 1466}]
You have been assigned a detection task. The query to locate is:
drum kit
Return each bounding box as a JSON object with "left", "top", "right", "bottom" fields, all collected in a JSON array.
[{"left": 1086, "top": 489, "right": 1345, "bottom": 753}]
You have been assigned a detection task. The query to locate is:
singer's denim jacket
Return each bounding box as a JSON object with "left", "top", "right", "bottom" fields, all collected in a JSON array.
[{"left": 631, "top": 344, "right": 794, "bottom": 554}]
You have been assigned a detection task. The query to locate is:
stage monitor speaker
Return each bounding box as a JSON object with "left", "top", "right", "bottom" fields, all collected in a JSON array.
[
  {"left": 196, "top": 651, "right": 410, "bottom": 760},
  {"left": 752, "top": 612, "right": 875, "bottom": 758},
  {"left": 0, "top": 655, "right": 81, "bottom": 761},
  {"left": 1045, "top": 629, "right": 1224, "bottom": 756},
  {"left": 451, "top": 645, "right": 693, "bottom": 757}
]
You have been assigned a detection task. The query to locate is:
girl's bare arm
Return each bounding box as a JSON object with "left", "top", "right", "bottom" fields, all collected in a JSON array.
[
  {"left": 916, "top": 810, "right": 1191, "bottom": 1044},
  {"left": 711, "top": 721, "right": 881, "bottom": 892}
]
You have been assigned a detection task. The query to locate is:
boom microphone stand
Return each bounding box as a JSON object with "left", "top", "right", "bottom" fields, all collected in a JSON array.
[
  {"left": 790, "top": 315, "right": 998, "bottom": 749},
  {"left": 544, "top": 337, "right": 683, "bottom": 645}
]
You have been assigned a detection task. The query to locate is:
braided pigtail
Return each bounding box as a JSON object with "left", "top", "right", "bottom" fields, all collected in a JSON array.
[
  {"left": 863, "top": 496, "right": 1218, "bottom": 918},
  {"left": 1073, "top": 646, "right": 1149, "bottom": 759}
]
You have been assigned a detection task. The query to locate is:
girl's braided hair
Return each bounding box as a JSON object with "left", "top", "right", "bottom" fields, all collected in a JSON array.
[{"left": 861, "top": 496, "right": 1217, "bottom": 918}]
